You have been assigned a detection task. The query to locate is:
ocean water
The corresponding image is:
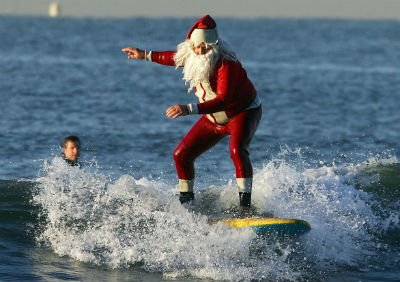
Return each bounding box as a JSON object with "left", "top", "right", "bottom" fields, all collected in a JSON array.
[{"left": 1, "top": 15, "right": 400, "bottom": 282}]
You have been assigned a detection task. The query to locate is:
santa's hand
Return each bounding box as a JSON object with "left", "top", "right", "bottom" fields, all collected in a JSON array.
[
  {"left": 121, "top": 47, "right": 145, "bottom": 60},
  {"left": 166, "top": 105, "right": 189, "bottom": 119}
]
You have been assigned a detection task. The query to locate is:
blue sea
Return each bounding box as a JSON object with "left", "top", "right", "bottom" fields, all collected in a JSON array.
[{"left": 1, "top": 15, "right": 400, "bottom": 282}]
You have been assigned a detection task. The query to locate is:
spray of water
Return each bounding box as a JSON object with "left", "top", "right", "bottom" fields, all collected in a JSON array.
[{"left": 32, "top": 152, "right": 399, "bottom": 281}]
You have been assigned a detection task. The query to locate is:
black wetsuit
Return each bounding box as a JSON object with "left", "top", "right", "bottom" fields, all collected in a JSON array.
[{"left": 62, "top": 154, "right": 79, "bottom": 167}]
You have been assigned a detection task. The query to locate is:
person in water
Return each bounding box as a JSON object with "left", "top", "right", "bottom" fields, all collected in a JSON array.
[
  {"left": 62, "top": 135, "right": 81, "bottom": 166},
  {"left": 122, "top": 15, "right": 262, "bottom": 212}
]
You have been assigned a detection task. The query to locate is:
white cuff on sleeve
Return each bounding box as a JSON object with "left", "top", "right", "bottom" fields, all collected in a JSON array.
[
  {"left": 145, "top": 50, "right": 152, "bottom": 61},
  {"left": 187, "top": 103, "right": 199, "bottom": 114}
]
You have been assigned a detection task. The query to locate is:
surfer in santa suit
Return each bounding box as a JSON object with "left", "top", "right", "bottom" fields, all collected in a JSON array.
[{"left": 122, "top": 15, "right": 262, "bottom": 214}]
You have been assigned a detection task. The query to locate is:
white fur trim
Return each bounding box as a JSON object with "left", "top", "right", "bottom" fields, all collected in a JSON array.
[
  {"left": 190, "top": 28, "right": 218, "bottom": 46},
  {"left": 236, "top": 178, "right": 252, "bottom": 193},
  {"left": 195, "top": 81, "right": 230, "bottom": 124},
  {"left": 145, "top": 50, "right": 152, "bottom": 61},
  {"left": 187, "top": 103, "right": 199, "bottom": 114},
  {"left": 179, "top": 179, "right": 194, "bottom": 192}
]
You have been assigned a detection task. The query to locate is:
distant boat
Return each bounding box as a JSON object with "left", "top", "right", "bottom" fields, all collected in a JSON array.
[{"left": 48, "top": 2, "right": 60, "bottom": 17}]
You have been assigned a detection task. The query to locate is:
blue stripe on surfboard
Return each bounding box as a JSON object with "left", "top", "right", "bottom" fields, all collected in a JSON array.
[
  {"left": 251, "top": 222, "right": 311, "bottom": 235},
  {"left": 210, "top": 217, "right": 312, "bottom": 236}
]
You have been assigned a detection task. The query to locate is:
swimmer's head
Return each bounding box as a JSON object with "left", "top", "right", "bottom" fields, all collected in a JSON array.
[{"left": 62, "top": 135, "right": 81, "bottom": 161}]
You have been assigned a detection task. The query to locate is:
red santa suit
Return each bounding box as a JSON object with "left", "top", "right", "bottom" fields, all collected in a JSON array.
[{"left": 146, "top": 15, "right": 262, "bottom": 206}]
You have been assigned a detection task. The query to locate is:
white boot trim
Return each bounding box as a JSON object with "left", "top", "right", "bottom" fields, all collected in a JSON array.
[
  {"left": 236, "top": 177, "right": 252, "bottom": 193},
  {"left": 179, "top": 179, "right": 194, "bottom": 193}
]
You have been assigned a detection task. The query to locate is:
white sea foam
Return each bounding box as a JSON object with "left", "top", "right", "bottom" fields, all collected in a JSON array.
[{"left": 33, "top": 155, "right": 397, "bottom": 281}]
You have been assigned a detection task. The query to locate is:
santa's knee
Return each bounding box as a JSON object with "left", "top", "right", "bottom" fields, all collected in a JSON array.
[
  {"left": 230, "top": 146, "right": 249, "bottom": 161},
  {"left": 173, "top": 146, "right": 187, "bottom": 165}
]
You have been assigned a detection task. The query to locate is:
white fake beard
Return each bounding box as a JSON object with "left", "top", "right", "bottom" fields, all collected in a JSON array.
[{"left": 174, "top": 41, "right": 219, "bottom": 93}]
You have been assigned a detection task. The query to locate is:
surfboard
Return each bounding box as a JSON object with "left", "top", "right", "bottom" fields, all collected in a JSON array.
[{"left": 212, "top": 217, "right": 311, "bottom": 235}]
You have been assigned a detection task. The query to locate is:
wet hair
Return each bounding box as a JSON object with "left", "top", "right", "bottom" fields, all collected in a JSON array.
[{"left": 63, "top": 135, "right": 81, "bottom": 149}]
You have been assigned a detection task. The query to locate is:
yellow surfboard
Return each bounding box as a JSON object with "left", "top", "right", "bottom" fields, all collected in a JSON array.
[{"left": 211, "top": 217, "right": 311, "bottom": 235}]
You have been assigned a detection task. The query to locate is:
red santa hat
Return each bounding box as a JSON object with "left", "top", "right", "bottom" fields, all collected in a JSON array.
[{"left": 186, "top": 15, "right": 218, "bottom": 46}]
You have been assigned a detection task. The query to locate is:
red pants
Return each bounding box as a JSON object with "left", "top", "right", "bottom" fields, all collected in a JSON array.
[{"left": 173, "top": 106, "right": 262, "bottom": 180}]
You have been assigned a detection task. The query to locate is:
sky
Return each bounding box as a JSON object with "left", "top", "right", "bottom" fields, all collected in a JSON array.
[{"left": 1, "top": 0, "right": 400, "bottom": 20}]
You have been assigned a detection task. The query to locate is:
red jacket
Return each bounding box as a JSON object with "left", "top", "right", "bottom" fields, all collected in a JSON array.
[{"left": 151, "top": 51, "right": 257, "bottom": 119}]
